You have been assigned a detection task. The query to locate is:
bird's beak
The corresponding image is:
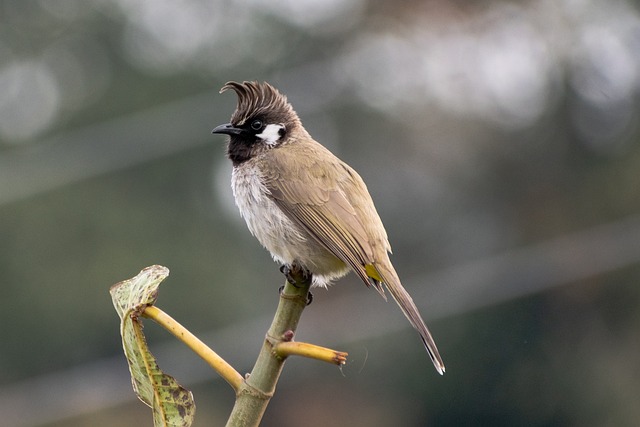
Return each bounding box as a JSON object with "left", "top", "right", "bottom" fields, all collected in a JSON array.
[{"left": 211, "top": 123, "right": 246, "bottom": 136}]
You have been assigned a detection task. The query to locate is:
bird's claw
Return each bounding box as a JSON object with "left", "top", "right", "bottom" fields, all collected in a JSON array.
[
  {"left": 279, "top": 264, "right": 311, "bottom": 287},
  {"left": 279, "top": 264, "right": 313, "bottom": 304}
]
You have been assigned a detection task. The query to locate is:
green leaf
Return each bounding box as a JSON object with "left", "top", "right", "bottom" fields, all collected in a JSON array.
[{"left": 110, "top": 265, "right": 196, "bottom": 427}]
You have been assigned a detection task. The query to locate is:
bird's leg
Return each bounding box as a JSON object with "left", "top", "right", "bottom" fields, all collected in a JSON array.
[
  {"left": 279, "top": 264, "right": 295, "bottom": 285},
  {"left": 279, "top": 264, "right": 310, "bottom": 287},
  {"left": 279, "top": 263, "right": 313, "bottom": 305}
]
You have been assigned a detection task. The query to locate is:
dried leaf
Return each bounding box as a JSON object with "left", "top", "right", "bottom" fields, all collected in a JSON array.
[{"left": 110, "top": 265, "right": 195, "bottom": 426}]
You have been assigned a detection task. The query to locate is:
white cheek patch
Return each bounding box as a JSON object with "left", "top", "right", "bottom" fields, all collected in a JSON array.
[{"left": 257, "top": 124, "right": 285, "bottom": 146}]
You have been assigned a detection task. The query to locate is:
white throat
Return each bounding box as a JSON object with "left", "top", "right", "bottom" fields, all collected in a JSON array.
[{"left": 256, "top": 124, "right": 285, "bottom": 146}]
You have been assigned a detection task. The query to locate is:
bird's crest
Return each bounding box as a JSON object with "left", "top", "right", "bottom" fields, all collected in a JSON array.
[{"left": 220, "top": 81, "right": 298, "bottom": 128}]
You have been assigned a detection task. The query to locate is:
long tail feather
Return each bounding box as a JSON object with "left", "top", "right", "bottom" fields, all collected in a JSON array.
[{"left": 373, "top": 262, "right": 445, "bottom": 375}]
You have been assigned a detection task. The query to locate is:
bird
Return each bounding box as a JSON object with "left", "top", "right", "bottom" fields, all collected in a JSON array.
[{"left": 212, "top": 81, "right": 445, "bottom": 374}]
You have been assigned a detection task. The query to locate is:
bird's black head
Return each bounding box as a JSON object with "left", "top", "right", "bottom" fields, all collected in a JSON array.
[{"left": 212, "top": 81, "right": 300, "bottom": 165}]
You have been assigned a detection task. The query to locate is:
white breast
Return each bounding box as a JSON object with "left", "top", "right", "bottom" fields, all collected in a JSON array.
[
  {"left": 231, "top": 164, "right": 306, "bottom": 265},
  {"left": 230, "top": 162, "right": 349, "bottom": 286}
]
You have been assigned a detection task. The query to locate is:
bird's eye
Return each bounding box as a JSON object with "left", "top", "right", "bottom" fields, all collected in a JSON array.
[{"left": 250, "top": 119, "right": 263, "bottom": 131}]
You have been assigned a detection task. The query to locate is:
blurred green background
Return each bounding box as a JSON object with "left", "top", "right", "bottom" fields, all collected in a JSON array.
[{"left": 2, "top": 0, "right": 640, "bottom": 426}]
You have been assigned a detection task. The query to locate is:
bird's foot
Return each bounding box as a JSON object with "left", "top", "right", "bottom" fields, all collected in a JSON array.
[
  {"left": 279, "top": 264, "right": 311, "bottom": 288},
  {"left": 280, "top": 264, "right": 313, "bottom": 304}
]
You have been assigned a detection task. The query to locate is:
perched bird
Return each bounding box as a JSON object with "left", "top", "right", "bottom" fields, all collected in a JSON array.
[{"left": 212, "top": 81, "right": 445, "bottom": 374}]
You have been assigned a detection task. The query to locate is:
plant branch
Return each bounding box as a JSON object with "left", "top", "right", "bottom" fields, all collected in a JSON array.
[
  {"left": 273, "top": 341, "right": 348, "bottom": 365},
  {"left": 143, "top": 305, "right": 244, "bottom": 391},
  {"left": 225, "top": 267, "right": 315, "bottom": 427}
]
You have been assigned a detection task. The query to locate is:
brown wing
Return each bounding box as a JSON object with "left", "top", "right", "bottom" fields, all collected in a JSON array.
[
  {"left": 261, "top": 140, "right": 446, "bottom": 374},
  {"left": 260, "top": 141, "right": 389, "bottom": 297}
]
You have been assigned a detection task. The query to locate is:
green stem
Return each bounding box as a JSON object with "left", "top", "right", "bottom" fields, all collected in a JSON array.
[
  {"left": 142, "top": 305, "right": 244, "bottom": 391},
  {"left": 225, "top": 269, "right": 311, "bottom": 427}
]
